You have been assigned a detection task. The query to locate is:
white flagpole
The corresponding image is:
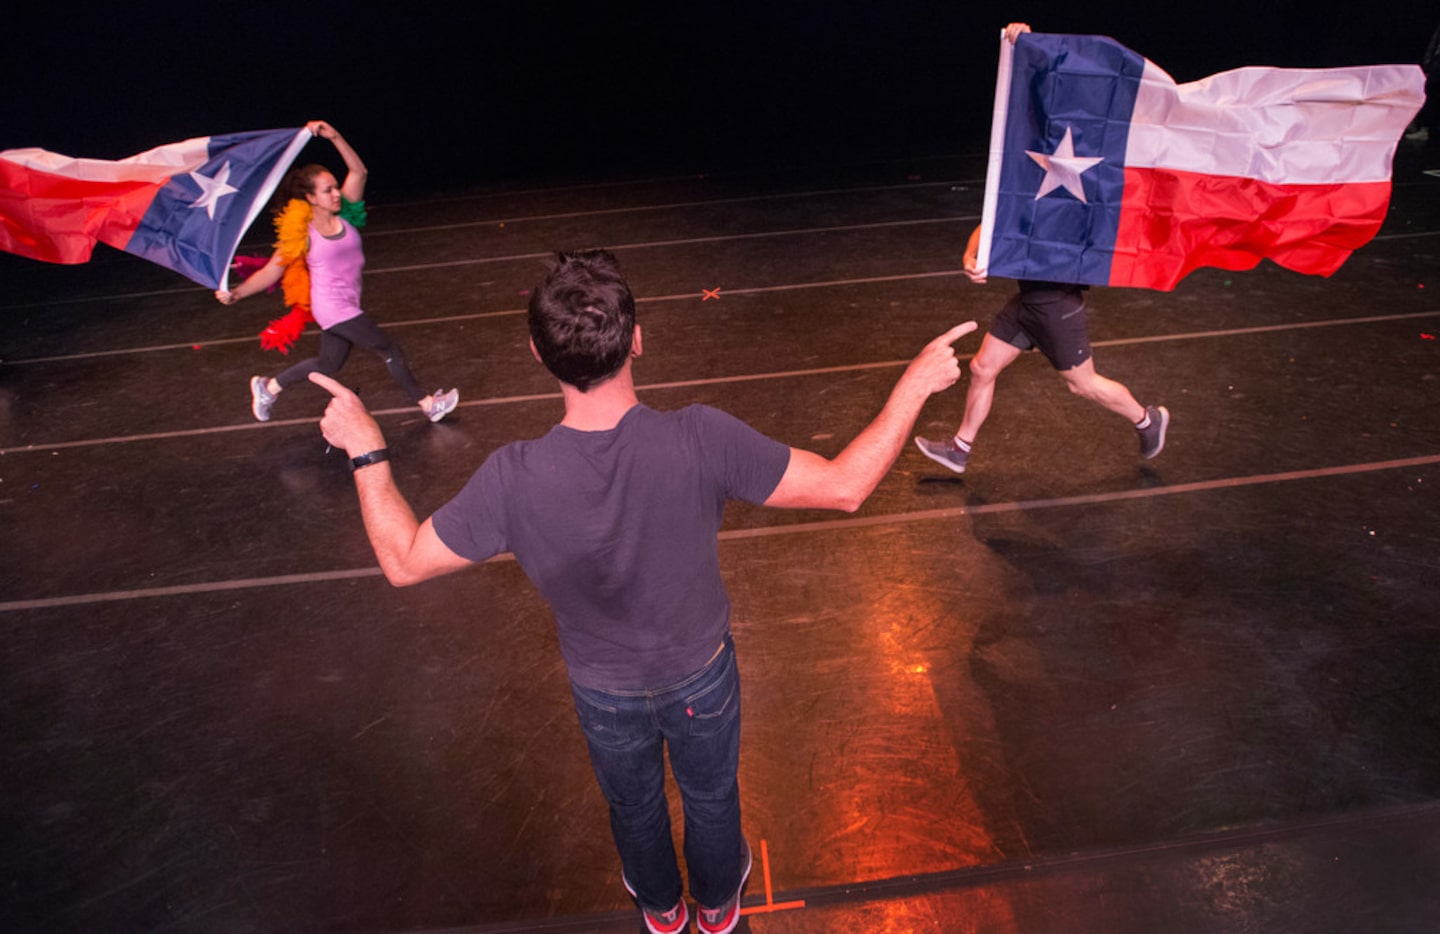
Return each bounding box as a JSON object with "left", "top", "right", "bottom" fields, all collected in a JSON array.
[
  {"left": 218, "top": 127, "right": 313, "bottom": 292},
  {"left": 976, "top": 29, "right": 1014, "bottom": 274}
]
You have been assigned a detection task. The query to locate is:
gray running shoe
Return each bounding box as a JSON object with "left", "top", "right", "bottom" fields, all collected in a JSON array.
[
  {"left": 250, "top": 376, "right": 276, "bottom": 422},
  {"left": 1137, "top": 405, "right": 1170, "bottom": 459},
  {"left": 914, "top": 435, "right": 970, "bottom": 474},
  {"left": 424, "top": 388, "right": 459, "bottom": 423}
]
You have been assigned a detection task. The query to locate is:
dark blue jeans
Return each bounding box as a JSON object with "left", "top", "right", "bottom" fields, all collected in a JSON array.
[{"left": 570, "top": 635, "right": 745, "bottom": 911}]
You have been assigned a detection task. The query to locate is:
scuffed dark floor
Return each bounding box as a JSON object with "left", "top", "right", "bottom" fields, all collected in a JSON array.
[{"left": 2, "top": 138, "right": 1439, "bottom": 932}]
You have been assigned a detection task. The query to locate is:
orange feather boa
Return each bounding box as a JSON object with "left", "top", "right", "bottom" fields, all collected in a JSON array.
[
  {"left": 257, "top": 200, "right": 315, "bottom": 354},
  {"left": 255, "top": 197, "right": 367, "bottom": 353}
]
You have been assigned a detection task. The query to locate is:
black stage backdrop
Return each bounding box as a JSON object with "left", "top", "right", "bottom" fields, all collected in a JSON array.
[{"left": 2, "top": 1, "right": 1433, "bottom": 191}]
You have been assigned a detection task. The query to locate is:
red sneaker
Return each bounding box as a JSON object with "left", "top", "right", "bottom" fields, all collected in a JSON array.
[
  {"left": 624, "top": 876, "right": 689, "bottom": 934},
  {"left": 697, "top": 839, "right": 752, "bottom": 934}
]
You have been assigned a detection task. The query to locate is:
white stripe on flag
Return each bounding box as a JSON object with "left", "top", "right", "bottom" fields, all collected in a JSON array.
[
  {"left": 0, "top": 137, "right": 213, "bottom": 184},
  {"left": 976, "top": 28, "right": 1015, "bottom": 274},
  {"left": 217, "top": 128, "right": 314, "bottom": 292},
  {"left": 1126, "top": 62, "right": 1424, "bottom": 183}
]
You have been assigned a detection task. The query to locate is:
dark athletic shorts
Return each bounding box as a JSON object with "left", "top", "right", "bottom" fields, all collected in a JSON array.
[{"left": 989, "top": 281, "right": 1093, "bottom": 371}]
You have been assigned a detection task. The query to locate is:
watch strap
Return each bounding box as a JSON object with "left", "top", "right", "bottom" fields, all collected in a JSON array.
[{"left": 349, "top": 448, "right": 390, "bottom": 472}]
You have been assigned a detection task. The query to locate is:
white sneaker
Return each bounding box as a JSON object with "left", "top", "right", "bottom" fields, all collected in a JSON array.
[
  {"left": 250, "top": 376, "right": 276, "bottom": 422},
  {"left": 424, "top": 388, "right": 459, "bottom": 423}
]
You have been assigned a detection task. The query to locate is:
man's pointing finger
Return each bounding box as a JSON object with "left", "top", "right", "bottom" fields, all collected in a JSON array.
[
  {"left": 308, "top": 372, "right": 352, "bottom": 399},
  {"left": 936, "top": 321, "right": 979, "bottom": 346}
]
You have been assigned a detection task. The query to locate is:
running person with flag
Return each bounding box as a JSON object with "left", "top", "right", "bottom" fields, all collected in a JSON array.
[
  {"left": 915, "top": 221, "right": 1169, "bottom": 475},
  {"left": 216, "top": 121, "right": 458, "bottom": 424},
  {"left": 915, "top": 23, "right": 1169, "bottom": 475}
]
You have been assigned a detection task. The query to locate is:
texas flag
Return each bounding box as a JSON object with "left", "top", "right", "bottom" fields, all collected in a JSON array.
[
  {"left": 0, "top": 128, "right": 311, "bottom": 290},
  {"left": 977, "top": 33, "right": 1426, "bottom": 290}
]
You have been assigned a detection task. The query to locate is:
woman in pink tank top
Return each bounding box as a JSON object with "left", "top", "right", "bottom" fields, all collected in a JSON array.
[{"left": 216, "top": 121, "right": 459, "bottom": 425}]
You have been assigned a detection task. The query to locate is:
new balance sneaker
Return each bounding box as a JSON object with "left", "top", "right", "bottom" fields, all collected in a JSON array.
[
  {"left": 697, "top": 839, "right": 752, "bottom": 934},
  {"left": 1137, "top": 405, "right": 1170, "bottom": 460},
  {"left": 914, "top": 435, "right": 970, "bottom": 474},
  {"left": 622, "top": 876, "right": 689, "bottom": 934},
  {"left": 250, "top": 376, "right": 276, "bottom": 422},
  {"left": 424, "top": 388, "right": 459, "bottom": 423}
]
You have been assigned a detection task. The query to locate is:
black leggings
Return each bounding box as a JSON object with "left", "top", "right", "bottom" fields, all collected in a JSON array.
[{"left": 275, "top": 314, "right": 426, "bottom": 403}]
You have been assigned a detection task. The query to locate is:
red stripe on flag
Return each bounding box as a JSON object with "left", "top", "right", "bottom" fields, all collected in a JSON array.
[
  {"left": 0, "top": 160, "right": 163, "bottom": 264},
  {"left": 1111, "top": 167, "right": 1393, "bottom": 291}
]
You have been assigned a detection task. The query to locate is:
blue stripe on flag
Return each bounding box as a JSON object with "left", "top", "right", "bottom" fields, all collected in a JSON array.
[
  {"left": 989, "top": 34, "right": 1145, "bottom": 285},
  {"left": 125, "top": 129, "right": 307, "bottom": 289}
]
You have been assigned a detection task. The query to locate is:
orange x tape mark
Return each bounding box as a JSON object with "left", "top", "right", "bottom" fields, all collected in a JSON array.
[{"left": 701, "top": 288, "right": 721, "bottom": 301}]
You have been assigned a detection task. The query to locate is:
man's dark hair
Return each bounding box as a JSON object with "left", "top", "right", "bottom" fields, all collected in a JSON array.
[{"left": 528, "top": 249, "right": 637, "bottom": 392}]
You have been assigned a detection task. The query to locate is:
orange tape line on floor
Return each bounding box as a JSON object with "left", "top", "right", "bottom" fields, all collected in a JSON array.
[{"left": 739, "top": 839, "right": 805, "bottom": 916}]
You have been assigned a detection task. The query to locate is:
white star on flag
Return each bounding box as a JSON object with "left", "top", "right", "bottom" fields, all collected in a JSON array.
[
  {"left": 1026, "top": 127, "right": 1103, "bottom": 203},
  {"left": 188, "top": 160, "right": 238, "bottom": 219}
]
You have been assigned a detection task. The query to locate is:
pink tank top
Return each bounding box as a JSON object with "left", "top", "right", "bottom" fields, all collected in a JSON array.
[{"left": 306, "top": 219, "right": 365, "bottom": 329}]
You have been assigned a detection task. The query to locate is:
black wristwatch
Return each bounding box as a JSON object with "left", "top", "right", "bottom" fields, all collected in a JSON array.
[{"left": 349, "top": 448, "right": 390, "bottom": 472}]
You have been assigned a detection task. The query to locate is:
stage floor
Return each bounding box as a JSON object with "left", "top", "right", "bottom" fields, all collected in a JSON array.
[{"left": 3, "top": 140, "right": 1439, "bottom": 932}]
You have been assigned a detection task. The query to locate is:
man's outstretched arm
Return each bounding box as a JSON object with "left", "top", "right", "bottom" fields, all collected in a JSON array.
[
  {"left": 310, "top": 372, "right": 472, "bottom": 586},
  {"left": 764, "top": 321, "right": 976, "bottom": 512}
]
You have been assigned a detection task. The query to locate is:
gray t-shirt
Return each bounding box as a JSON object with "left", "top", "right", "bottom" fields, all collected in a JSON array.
[{"left": 431, "top": 404, "right": 790, "bottom": 691}]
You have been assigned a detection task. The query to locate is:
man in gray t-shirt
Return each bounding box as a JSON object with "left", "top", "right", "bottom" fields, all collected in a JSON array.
[
  {"left": 312, "top": 249, "right": 974, "bottom": 934},
  {"left": 431, "top": 402, "right": 789, "bottom": 692}
]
